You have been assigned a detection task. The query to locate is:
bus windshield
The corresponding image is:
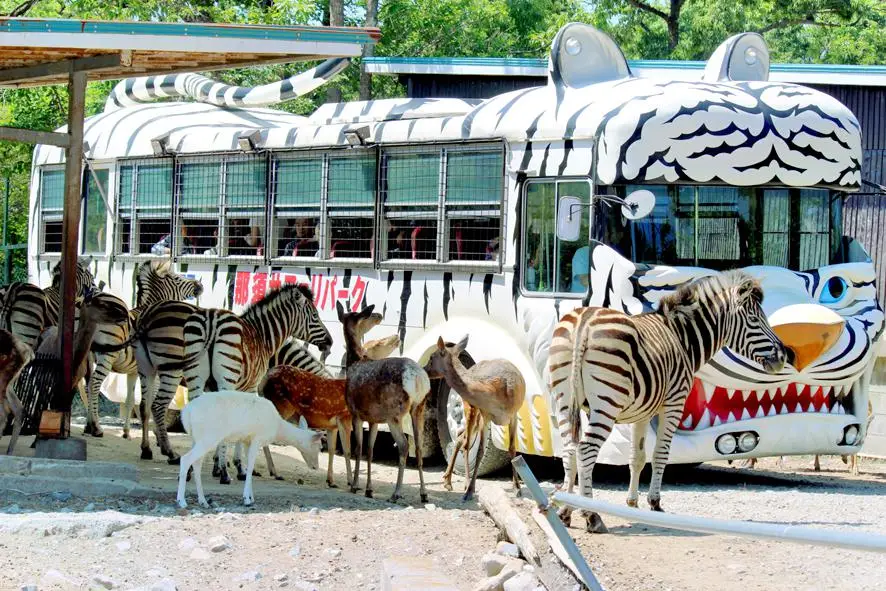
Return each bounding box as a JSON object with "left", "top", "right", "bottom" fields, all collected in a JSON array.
[{"left": 523, "top": 182, "right": 845, "bottom": 295}]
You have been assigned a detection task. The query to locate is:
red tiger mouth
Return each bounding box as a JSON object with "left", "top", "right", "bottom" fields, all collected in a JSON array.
[{"left": 679, "top": 378, "right": 850, "bottom": 431}]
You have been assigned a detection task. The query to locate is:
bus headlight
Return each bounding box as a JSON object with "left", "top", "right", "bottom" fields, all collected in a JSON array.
[
  {"left": 715, "top": 434, "right": 737, "bottom": 455},
  {"left": 842, "top": 424, "right": 860, "bottom": 446},
  {"left": 738, "top": 432, "right": 759, "bottom": 453}
]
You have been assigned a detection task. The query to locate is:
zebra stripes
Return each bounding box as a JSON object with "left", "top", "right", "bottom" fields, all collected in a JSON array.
[
  {"left": 43, "top": 258, "right": 97, "bottom": 327},
  {"left": 180, "top": 284, "right": 333, "bottom": 483},
  {"left": 85, "top": 260, "right": 204, "bottom": 438},
  {"left": 558, "top": 271, "right": 786, "bottom": 533},
  {"left": 104, "top": 57, "right": 350, "bottom": 112},
  {"left": 0, "top": 283, "right": 48, "bottom": 350},
  {"left": 269, "top": 339, "right": 332, "bottom": 378}
]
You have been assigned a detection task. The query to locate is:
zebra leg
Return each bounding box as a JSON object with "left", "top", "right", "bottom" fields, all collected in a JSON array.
[
  {"left": 153, "top": 372, "right": 182, "bottom": 463},
  {"left": 557, "top": 447, "right": 578, "bottom": 524},
  {"left": 576, "top": 406, "right": 616, "bottom": 534},
  {"left": 122, "top": 372, "right": 137, "bottom": 439},
  {"left": 4, "top": 386, "right": 24, "bottom": 455},
  {"left": 85, "top": 356, "right": 112, "bottom": 437},
  {"left": 626, "top": 420, "right": 649, "bottom": 508},
  {"left": 646, "top": 406, "right": 683, "bottom": 512},
  {"left": 263, "top": 445, "right": 283, "bottom": 481},
  {"left": 138, "top": 372, "right": 156, "bottom": 460}
]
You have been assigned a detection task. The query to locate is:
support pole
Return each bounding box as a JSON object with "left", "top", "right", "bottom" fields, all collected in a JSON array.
[
  {"left": 3, "top": 177, "right": 10, "bottom": 284},
  {"left": 57, "top": 69, "right": 87, "bottom": 411}
]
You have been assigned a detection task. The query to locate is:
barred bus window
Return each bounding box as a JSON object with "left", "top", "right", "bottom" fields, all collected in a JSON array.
[
  {"left": 445, "top": 148, "right": 503, "bottom": 262},
  {"left": 761, "top": 188, "right": 790, "bottom": 267},
  {"left": 273, "top": 156, "right": 321, "bottom": 259},
  {"left": 799, "top": 189, "right": 830, "bottom": 270},
  {"left": 82, "top": 169, "right": 108, "bottom": 255},
  {"left": 177, "top": 159, "right": 221, "bottom": 256},
  {"left": 39, "top": 168, "right": 64, "bottom": 253},
  {"left": 225, "top": 158, "right": 266, "bottom": 258},
  {"left": 621, "top": 184, "right": 676, "bottom": 265},
  {"left": 382, "top": 150, "right": 440, "bottom": 261},
  {"left": 327, "top": 154, "right": 375, "bottom": 259},
  {"left": 117, "top": 159, "right": 173, "bottom": 255}
]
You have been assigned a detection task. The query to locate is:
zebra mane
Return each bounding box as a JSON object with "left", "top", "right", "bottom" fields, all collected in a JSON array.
[
  {"left": 656, "top": 270, "right": 760, "bottom": 318},
  {"left": 241, "top": 283, "right": 314, "bottom": 317},
  {"left": 49, "top": 257, "right": 95, "bottom": 288}
]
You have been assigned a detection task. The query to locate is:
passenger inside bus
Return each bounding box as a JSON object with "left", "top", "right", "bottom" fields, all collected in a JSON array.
[
  {"left": 228, "top": 217, "right": 263, "bottom": 256},
  {"left": 280, "top": 217, "right": 319, "bottom": 257},
  {"left": 151, "top": 223, "right": 198, "bottom": 256}
]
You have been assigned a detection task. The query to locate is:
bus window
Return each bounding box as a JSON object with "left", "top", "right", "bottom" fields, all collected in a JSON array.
[
  {"left": 274, "top": 156, "right": 321, "bottom": 259},
  {"left": 177, "top": 159, "right": 222, "bottom": 256},
  {"left": 382, "top": 150, "right": 439, "bottom": 261},
  {"left": 523, "top": 179, "right": 591, "bottom": 294},
  {"left": 444, "top": 148, "right": 504, "bottom": 263},
  {"left": 38, "top": 168, "right": 64, "bottom": 254},
  {"left": 82, "top": 169, "right": 108, "bottom": 255},
  {"left": 622, "top": 185, "right": 676, "bottom": 265},
  {"left": 224, "top": 159, "right": 266, "bottom": 258},
  {"left": 116, "top": 159, "right": 173, "bottom": 255},
  {"left": 327, "top": 154, "right": 375, "bottom": 260}
]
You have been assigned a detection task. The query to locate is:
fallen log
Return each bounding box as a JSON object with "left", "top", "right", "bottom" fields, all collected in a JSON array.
[{"left": 478, "top": 485, "right": 541, "bottom": 566}]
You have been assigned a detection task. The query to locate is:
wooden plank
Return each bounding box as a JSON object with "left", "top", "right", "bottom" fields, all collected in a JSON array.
[
  {"left": 0, "top": 126, "right": 69, "bottom": 147},
  {"left": 0, "top": 52, "right": 122, "bottom": 85},
  {"left": 57, "top": 69, "right": 86, "bottom": 407},
  {"left": 478, "top": 485, "right": 541, "bottom": 566}
]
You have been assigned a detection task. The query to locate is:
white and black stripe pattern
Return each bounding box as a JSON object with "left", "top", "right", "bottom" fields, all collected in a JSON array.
[
  {"left": 0, "top": 282, "right": 48, "bottom": 350},
  {"left": 562, "top": 271, "right": 786, "bottom": 532},
  {"left": 42, "top": 258, "right": 97, "bottom": 327},
  {"left": 104, "top": 58, "right": 350, "bottom": 112},
  {"left": 85, "top": 260, "right": 204, "bottom": 439},
  {"left": 268, "top": 339, "right": 331, "bottom": 378},
  {"left": 180, "top": 284, "right": 332, "bottom": 482}
]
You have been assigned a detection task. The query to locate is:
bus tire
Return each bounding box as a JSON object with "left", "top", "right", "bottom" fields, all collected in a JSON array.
[{"left": 435, "top": 379, "right": 511, "bottom": 478}]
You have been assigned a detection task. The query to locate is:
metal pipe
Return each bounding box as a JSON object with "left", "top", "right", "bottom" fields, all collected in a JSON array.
[
  {"left": 512, "top": 457, "right": 606, "bottom": 591},
  {"left": 553, "top": 492, "right": 886, "bottom": 554}
]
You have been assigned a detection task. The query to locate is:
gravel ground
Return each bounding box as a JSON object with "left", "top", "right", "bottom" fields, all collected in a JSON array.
[{"left": 1, "top": 423, "right": 885, "bottom": 591}]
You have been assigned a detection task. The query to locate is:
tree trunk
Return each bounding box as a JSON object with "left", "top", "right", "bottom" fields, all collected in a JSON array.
[
  {"left": 359, "top": 0, "right": 379, "bottom": 101},
  {"left": 326, "top": 0, "right": 345, "bottom": 104}
]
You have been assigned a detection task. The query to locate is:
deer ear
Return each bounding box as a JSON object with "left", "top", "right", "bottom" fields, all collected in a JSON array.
[
  {"left": 455, "top": 335, "right": 469, "bottom": 354},
  {"left": 437, "top": 336, "right": 445, "bottom": 350},
  {"left": 298, "top": 416, "right": 308, "bottom": 430},
  {"left": 336, "top": 301, "right": 346, "bottom": 322}
]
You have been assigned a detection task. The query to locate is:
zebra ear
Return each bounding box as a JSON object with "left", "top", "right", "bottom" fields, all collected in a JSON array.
[{"left": 736, "top": 276, "right": 763, "bottom": 305}]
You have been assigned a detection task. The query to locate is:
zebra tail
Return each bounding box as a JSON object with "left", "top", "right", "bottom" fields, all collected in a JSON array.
[{"left": 569, "top": 311, "right": 592, "bottom": 444}]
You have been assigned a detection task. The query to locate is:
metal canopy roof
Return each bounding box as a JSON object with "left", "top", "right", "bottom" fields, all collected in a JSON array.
[
  {"left": 0, "top": 18, "right": 380, "bottom": 88},
  {"left": 364, "top": 56, "right": 886, "bottom": 87}
]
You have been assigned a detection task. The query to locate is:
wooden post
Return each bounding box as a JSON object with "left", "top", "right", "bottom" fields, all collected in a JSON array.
[{"left": 57, "top": 68, "right": 86, "bottom": 414}]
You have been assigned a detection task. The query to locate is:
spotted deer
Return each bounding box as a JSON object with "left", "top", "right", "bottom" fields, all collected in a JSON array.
[
  {"left": 424, "top": 335, "right": 526, "bottom": 501},
  {"left": 258, "top": 305, "right": 398, "bottom": 487}
]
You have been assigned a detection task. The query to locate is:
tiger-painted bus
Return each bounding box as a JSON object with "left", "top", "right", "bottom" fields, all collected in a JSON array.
[{"left": 28, "top": 22, "right": 883, "bottom": 475}]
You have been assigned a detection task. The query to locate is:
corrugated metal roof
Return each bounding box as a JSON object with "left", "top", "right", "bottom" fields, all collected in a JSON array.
[
  {"left": 364, "top": 56, "right": 886, "bottom": 87},
  {"left": 0, "top": 17, "right": 380, "bottom": 88}
]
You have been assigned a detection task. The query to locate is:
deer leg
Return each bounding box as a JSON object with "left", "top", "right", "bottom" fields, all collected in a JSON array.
[
  {"left": 508, "top": 413, "right": 521, "bottom": 496},
  {"left": 263, "top": 445, "right": 283, "bottom": 480},
  {"left": 5, "top": 389, "right": 24, "bottom": 456},
  {"left": 463, "top": 404, "right": 474, "bottom": 491},
  {"left": 122, "top": 372, "right": 137, "bottom": 440},
  {"left": 242, "top": 440, "right": 262, "bottom": 507},
  {"left": 338, "top": 418, "right": 353, "bottom": 489},
  {"left": 388, "top": 421, "right": 408, "bottom": 503},
  {"left": 814, "top": 455, "right": 821, "bottom": 472},
  {"left": 464, "top": 415, "right": 487, "bottom": 502},
  {"left": 411, "top": 401, "right": 428, "bottom": 504},
  {"left": 626, "top": 420, "right": 649, "bottom": 508},
  {"left": 364, "top": 423, "right": 379, "bottom": 499},
  {"left": 442, "top": 434, "right": 464, "bottom": 492},
  {"left": 326, "top": 427, "right": 338, "bottom": 488},
  {"left": 177, "top": 439, "right": 215, "bottom": 509},
  {"left": 349, "top": 415, "right": 363, "bottom": 494}
]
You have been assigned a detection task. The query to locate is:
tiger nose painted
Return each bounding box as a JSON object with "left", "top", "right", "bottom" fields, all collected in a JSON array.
[{"left": 768, "top": 303, "right": 845, "bottom": 371}]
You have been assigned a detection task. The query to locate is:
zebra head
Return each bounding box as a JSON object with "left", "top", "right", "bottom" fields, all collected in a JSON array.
[
  {"left": 280, "top": 284, "right": 333, "bottom": 353},
  {"left": 50, "top": 257, "right": 97, "bottom": 299},
  {"left": 135, "top": 260, "right": 204, "bottom": 307},
  {"left": 723, "top": 271, "right": 787, "bottom": 374}
]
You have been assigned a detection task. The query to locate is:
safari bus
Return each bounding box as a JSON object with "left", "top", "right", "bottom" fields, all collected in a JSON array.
[{"left": 27, "top": 23, "right": 884, "bottom": 476}]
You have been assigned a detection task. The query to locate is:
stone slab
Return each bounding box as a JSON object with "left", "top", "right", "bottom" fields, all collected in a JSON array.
[
  {"left": 380, "top": 556, "right": 459, "bottom": 591},
  {"left": 0, "top": 475, "right": 154, "bottom": 498},
  {"left": 35, "top": 437, "right": 87, "bottom": 461},
  {"left": 0, "top": 454, "right": 138, "bottom": 481}
]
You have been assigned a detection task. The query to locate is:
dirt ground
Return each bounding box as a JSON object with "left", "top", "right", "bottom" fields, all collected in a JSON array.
[{"left": 1, "top": 423, "right": 886, "bottom": 591}]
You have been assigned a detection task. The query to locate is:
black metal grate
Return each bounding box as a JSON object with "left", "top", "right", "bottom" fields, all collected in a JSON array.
[{"left": 4, "top": 356, "right": 68, "bottom": 436}]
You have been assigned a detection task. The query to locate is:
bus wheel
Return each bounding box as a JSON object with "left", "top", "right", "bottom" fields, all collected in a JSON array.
[{"left": 435, "top": 381, "right": 510, "bottom": 478}]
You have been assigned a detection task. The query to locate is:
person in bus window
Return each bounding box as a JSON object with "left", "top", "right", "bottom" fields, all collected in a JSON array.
[
  {"left": 283, "top": 217, "right": 318, "bottom": 256},
  {"left": 229, "top": 218, "right": 263, "bottom": 256},
  {"left": 151, "top": 223, "right": 197, "bottom": 256},
  {"left": 570, "top": 244, "right": 589, "bottom": 292}
]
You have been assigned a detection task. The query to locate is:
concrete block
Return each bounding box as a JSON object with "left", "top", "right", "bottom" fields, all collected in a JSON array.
[
  {"left": 0, "top": 475, "right": 152, "bottom": 498},
  {"left": 381, "top": 557, "right": 459, "bottom": 591},
  {"left": 35, "top": 437, "right": 87, "bottom": 461}
]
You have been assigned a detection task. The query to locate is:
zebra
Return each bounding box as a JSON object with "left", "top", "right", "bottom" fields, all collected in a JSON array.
[
  {"left": 0, "top": 257, "right": 95, "bottom": 349},
  {"left": 557, "top": 271, "right": 786, "bottom": 533},
  {"left": 86, "top": 260, "right": 203, "bottom": 439},
  {"left": 268, "top": 339, "right": 332, "bottom": 378},
  {"left": 181, "top": 283, "right": 333, "bottom": 484}
]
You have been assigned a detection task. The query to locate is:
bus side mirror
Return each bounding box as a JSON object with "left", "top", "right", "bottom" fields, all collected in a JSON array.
[
  {"left": 622, "top": 189, "right": 656, "bottom": 221},
  {"left": 556, "top": 195, "right": 583, "bottom": 242}
]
